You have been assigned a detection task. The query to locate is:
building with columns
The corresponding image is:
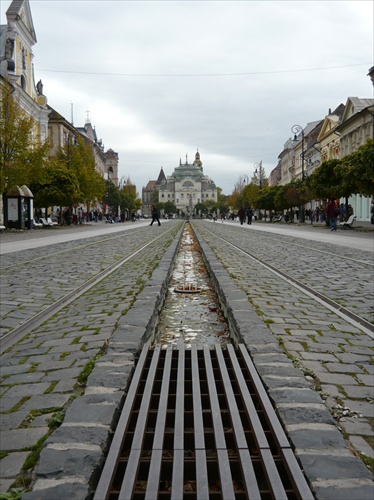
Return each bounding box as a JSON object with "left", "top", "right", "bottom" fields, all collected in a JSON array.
[{"left": 158, "top": 151, "right": 217, "bottom": 215}]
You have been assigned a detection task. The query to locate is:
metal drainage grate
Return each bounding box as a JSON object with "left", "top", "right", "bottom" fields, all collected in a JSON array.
[{"left": 94, "top": 343, "right": 314, "bottom": 500}]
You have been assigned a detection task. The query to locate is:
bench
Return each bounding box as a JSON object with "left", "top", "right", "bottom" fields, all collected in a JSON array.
[
  {"left": 32, "top": 219, "right": 43, "bottom": 229},
  {"left": 273, "top": 215, "right": 283, "bottom": 222},
  {"left": 339, "top": 215, "right": 356, "bottom": 229}
]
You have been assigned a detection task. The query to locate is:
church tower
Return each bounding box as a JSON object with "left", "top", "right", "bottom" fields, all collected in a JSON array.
[{"left": 193, "top": 149, "right": 203, "bottom": 171}]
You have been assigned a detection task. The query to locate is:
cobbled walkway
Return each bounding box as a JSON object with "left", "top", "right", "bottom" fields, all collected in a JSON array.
[
  {"left": 0, "top": 222, "right": 182, "bottom": 495},
  {"left": 192, "top": 220, "right": 373, "bottom": 498}
]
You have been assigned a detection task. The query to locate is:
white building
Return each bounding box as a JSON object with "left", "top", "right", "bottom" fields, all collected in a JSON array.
[{"left": 158, "top": 151, "right": 217, "bottom": 215}]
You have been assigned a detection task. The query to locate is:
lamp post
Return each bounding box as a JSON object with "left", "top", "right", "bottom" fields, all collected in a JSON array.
[
  {"left": 67, "top": 134, "right": 76, "bottom": 225},
  {"left": 254, "top": 162, "right": 262, "bottom": 188},
  {"left": 292, "top": 125, "right": 305, "bottom": 222},
  {"left": 240, "top": 174, "right": 249, "bottom": 191}
]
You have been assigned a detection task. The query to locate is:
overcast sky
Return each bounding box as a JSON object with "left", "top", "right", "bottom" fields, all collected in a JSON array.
[{"left": 1, "top": 0, "right": 373, "bottom": 195}]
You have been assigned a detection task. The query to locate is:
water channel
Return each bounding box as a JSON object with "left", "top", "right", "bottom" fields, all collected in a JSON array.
[{"left": 153, "top": 223, "right": 230, "bottom": 347}]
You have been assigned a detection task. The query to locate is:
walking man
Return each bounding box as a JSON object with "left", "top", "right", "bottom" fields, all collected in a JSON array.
[{"left": 150, "top": 204, "right": 161, "bottom": 226}]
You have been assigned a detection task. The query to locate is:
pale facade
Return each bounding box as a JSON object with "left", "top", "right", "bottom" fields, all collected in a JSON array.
[
  {"left": 158, "top": 151, "right": 217, "bottom": 215},
  {"left": 336, "top": 97, "right": 374, "bottom": 221},
  {"left": 0, "top": 0, "right": 50, "bottom": 143},
  {"left": 317, "top": 105, "right": 345, "bottom": 163}
]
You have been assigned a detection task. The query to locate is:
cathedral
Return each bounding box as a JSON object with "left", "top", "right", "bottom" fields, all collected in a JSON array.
[{"left": 158, "top": 151, "right": 217, "bottom": 215}]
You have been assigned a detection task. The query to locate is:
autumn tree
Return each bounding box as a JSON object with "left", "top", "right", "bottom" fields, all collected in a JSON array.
[{"left": 0, "top": 80, "right": 50, "bottom": 195}]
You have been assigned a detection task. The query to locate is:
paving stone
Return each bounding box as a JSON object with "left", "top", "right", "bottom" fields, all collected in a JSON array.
[
  {"left": 278, "top": 405, "right": 335, "bottom": 426},
  {"left": 45, "top": 423, "right": 110, "bottom": 446},
  {"left": 342, "top": 385, "right": 374, "bottom": 399},
  {"left": 297, "top": 452, "right": 373, "bottom": 481},
  {"left": 320, "top": 384, "right": 343, "bottom": 398},
  {"left": 1, "top": 427, "right": 49, "bottom": 450},
  {"left": 0, "top": 478, "right": 14, "bottom": 494},
  {"left": 41, "top": 367, "right": 83, "bottom": 382},
  {"left": 349, "top": 435, "right": 374, "bottom": 459},
  {"left": 299, "top": 352, "right": 337, "bottom": 362},
  {"left": 0, "top": 396, "right": 26, "bottom": 412},
  {"left": 22, "top": 481, "right": 90, "bottom": 500},
  {"left": 339, "top": 417, "right": 373, "bottom": 436},
  {"left": 0, "top": 364, "right": 33, "bottom": 376},
  {"left": 1, "top": 372, "right": 45, "bottom": 385},
  {"left": 0, "top": 410, "right": 29, "bottom": 431},
  {"left": 63, "top": 393, "right": 123, "bottom": 426},
  {"left": 21, "top": 394, "right": 71, "bottom": 411},
  {"left": 47, "top": 344, "right": 85, "bottom": 354},
  {"left": 269, "top": 387, "right": 323, "bottom": 405},
  {"left": 52, "top": 379, "right": 77, "bottom": 393},
  {"left": 287, "top": 424, "right": 346, "bottom": 450},
  {"left": 356, "top": 373, "right": 374, "bottom": 385},
  {"left": 317, "top": 372, "right": 358, "bottom": 385},
  {"left": 30, "top": 413, "right": 54, "bottom": 427},
  {"left": 324, "top": 362, "right": 365, "bottom": 374},
  {"left": 0, "top": 452, "right": 29, "bottom": 477},
  {"left": 3, "top": 383, "right": 51, "bottom": 399},
  {"left": 347, "top": 400, "right": 374, "bottom": 418}
]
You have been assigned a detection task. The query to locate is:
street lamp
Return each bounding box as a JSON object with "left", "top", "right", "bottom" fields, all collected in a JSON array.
[
  {"left": 292, "top": 125, "right": 306, "bottom": 223},
  {"left": 240, "top": 174, "right": 249, "bottom": 191},
  {"left": 291, "top": 125, "right": 305, "bottom": 181},
  {"left": 67, "top": 134, "right": 77, "bottom": 225},
  {"left": 254, "top": 162, "right": 262, "bottom": 188}
]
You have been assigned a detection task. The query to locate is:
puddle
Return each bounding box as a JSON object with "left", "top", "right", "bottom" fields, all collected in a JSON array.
[{"left": 153, "top": 223, "right": 230, "bottom": 347}]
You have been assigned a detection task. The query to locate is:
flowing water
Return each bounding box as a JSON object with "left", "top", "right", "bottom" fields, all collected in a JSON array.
[{"left": 153, "top": 223, "right": 230, "bottom": 347}]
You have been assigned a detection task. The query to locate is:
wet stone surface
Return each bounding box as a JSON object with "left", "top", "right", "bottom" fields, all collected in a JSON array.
[{"left": 154, "top": 223, "right": 229, "bottom": 347}]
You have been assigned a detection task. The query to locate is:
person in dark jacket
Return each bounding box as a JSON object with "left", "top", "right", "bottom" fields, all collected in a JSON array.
[
  {"left": 246, "top": 206, "right": 253, "bottom": 225},
  {"left": 150, "top": 204, "right": 161, "bottom": 226},
  {"left": 238, "top": 206, "right": 246, "bottom": 225}
]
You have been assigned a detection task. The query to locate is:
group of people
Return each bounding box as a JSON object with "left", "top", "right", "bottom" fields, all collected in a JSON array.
[
  {"left": 237, "top": 206, "right": 254, "bottom": 225},
  {"left": 325, "top": 198, "right": 354, "bottom": 231}
]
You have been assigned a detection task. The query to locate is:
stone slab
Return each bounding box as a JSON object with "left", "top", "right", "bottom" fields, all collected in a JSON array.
[
  {"left": 1, "top": 427, "right": 49, "bottom": 451},
  {"left": 0, "top": 451, "right": 29, "bottom": 477}
]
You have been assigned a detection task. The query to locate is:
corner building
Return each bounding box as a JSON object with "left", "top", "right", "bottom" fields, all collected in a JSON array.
[{"left": 158, "top": 151, "right": 217, "bottom": 215}]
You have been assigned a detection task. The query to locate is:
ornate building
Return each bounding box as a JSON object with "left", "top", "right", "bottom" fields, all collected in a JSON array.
[
  {"left": 158, "top": 151, "right": 217, "bottom": 215},
  {"left": 0, "top": 0, "right": 50, "bottom": 143}
]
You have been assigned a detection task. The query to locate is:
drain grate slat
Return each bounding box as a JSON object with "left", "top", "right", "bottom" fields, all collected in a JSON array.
[{"left": 93, "top": 344, "right": 314, "bottom": 499}]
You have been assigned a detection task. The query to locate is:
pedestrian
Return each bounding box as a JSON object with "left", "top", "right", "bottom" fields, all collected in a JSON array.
[
  {"left": 150, "top": 204, "right": 161, "bottom": 226},
  {"left": 238, "top": 206, "right": 246, "bottom": 225},
  {"left": 326, "top": 197, "right": 338, "bottom": 231},
  {"left": 246, "top": 206, "right": 253, "bottom": 225}
]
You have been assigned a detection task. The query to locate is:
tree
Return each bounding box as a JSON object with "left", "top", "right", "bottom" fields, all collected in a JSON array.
[
  {"left": 32, "top": 161, "right": 81, "bottom": 208},
  {"left": 309, "top": 159, "right": 342, "bottom": 200},
  {"left": 194, "top": 202, "right": 208, "bottom": 216},
  {"left": 336, "top": 139, "right": 374, "bottom": 197},
  {"left": 164, "top": 201, "right": 177, "bottom": 215},
  {"left": 58, "top": 136, "right": 106, "bottom": 206},
  {"left": 0, "top": 80, "right": 50, "bottom": 195}
]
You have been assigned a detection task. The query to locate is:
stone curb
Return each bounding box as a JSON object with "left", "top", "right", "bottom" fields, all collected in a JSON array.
[{"left": 192, "top": 225, "right": 373, "bottom": 500}]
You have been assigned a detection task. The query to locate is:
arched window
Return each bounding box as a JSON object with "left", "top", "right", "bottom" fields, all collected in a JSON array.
[{"left": 183, "top": 181, "right": 193, "bottom": 187}]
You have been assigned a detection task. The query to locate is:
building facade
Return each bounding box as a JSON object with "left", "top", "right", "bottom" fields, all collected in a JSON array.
[
  {"left": 336, "top": 97, "right": 374, "bottom": 221},
  {"left": 158, "top": 151, "right": 217, "bottom": 215}
]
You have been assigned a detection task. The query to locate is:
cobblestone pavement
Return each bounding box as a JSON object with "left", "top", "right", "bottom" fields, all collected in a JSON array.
[
  {"left": 0, "top": 222, "right": 182, "bottom": 495},
  {"left": 192, "top": 220, "right": 373, "bottom": 498},
  {"left": 0, "top": 220, "right": 373, "bottom": 499}
]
